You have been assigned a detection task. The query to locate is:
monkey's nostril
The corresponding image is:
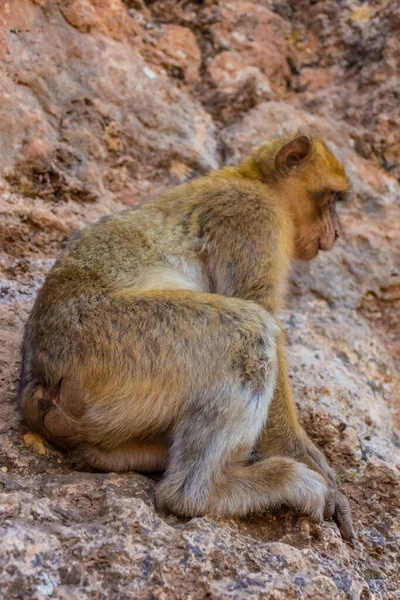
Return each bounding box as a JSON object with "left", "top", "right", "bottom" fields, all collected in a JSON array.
[{"left": 334, "top": 230, "right": 340, "bottom": 240}]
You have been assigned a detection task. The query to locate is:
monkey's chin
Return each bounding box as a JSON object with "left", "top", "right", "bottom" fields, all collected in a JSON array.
[
  {"left": 296, "top": 246, "right": 319, "bottom": 261},
  {"left": 303, "top": 253, "right": 318, "bottom": 262}
]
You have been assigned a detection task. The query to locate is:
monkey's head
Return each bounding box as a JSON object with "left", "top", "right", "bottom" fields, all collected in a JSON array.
[{"left": 253, "top": 135, "right": 351, "bottom": 261}]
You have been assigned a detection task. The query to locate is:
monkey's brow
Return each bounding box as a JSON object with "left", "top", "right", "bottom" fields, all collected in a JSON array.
[{"left": 318, "top": 186, "right": 350, "bottom": 201}]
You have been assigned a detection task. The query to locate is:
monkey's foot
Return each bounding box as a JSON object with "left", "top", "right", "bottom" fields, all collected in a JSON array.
[
  {"left": 289, "top": 463, "right": 335, "bottom": 524},
  {"left": 301, "top": 442, "right": 355, "bottom": 541},
  {"left": 292, "top": 463, "right": 354, "bottom": 542},
  {"left": 302, "top": 448, "right": 355, "bottom": 541}
]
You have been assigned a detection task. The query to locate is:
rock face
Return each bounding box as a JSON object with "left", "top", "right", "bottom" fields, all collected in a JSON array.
[{"left": 0, "top": 1, "right": 399, "bottom": 598}]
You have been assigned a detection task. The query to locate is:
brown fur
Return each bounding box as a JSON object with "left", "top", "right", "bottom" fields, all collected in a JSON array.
[{"left": 19, "top": 135, "right": 353, "bottom": 539}]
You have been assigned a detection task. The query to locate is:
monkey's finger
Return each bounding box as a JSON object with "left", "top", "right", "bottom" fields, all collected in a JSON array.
[
  {"left": 323, "top": 488, "right": 336, "bottom": 521},
  {"left": 334, "top": 491, "right": 355, "bottom": 543},
  {"left": 304, "top": 443, "right": 337, "bottom": 487},
  {"left": 324, "top": 466, "right": 337, "bottom": 488}
]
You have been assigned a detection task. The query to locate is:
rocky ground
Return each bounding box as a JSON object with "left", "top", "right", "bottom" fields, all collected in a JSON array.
[{"left": 0, "top": 1, "right": 399, "bottom": 598}]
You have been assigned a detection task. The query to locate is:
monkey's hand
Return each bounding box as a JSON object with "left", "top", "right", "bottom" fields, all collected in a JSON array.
[
  {"left": 260, "top": 430, "right": 355, "bottom": 542},
  {"left": 300, "top": 432, "right": 355, "bottom": 543}
]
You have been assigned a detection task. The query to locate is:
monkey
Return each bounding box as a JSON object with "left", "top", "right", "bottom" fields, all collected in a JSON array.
[{"left": 19, "top": 134, "right": 354, "bottom": 541}]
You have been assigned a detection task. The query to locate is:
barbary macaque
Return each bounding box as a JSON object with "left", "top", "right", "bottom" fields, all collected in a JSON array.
[{"left": 19, "top": 135, "right": 354, "bottom": 540}]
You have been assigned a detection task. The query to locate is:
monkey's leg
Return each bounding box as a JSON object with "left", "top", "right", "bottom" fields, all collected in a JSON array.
[
  {"left": 22, "top": 290, "right": 334, "bottom": 526},
  {"left": 156, "top": 381, "right": 333, "bottom": 521},
  {"left": 63, "top": 290, "right": 332, "bottom": 522},
  {"left": 259, "top": 340, "right": 354, "bottom": 541},
  {"left": 43, "top": 380, "right": 169, "bottom": 471},
  {"left": 153, "top": 315, "right": 332, "bottom": 521},
  {"left": 42, "top": 382, "right": 168, "bottom": 472}
]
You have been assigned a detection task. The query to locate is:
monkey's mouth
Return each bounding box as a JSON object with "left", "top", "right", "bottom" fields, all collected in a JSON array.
[
  {"left": 318, "top": 239, "right": 336, "bottom": 252},
  {"left": 318, "top": 239, "right": 328, "bottom": 251}
]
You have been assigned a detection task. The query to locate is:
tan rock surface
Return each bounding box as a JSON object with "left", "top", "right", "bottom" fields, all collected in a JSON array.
[{"left": 0, "top": 1, "right": 399, "bottom": 598}]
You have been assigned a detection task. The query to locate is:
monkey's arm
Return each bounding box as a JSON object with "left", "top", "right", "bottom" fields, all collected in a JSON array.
[
  {"left": 202, "top": 192, "right": 337, "bottom": 476},
  {"left": 259, "top": 341, "right": 335, "bottom": 481},
  {"left": 259, "top": 342, "right": 355, "bottom": 541}
]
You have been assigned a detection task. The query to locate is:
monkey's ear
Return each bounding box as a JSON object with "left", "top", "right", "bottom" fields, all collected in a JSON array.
[{"left": 275, "top": 136, "right": 311, "bottom": 175}]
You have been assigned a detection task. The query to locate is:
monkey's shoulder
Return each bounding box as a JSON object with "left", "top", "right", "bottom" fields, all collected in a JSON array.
[{"left": 193, "top": 177, "right": 283, "bottom": 234}]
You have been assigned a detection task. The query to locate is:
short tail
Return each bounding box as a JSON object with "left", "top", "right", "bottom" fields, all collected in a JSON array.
[
  {"left": 17, "top": 347, "right": 48, "bottom": 436},
  {"left": 19, "top": 381, "right": 53, "bottom": 438}
]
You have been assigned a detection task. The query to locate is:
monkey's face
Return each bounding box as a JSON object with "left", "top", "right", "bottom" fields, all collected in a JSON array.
[
  {"left": 294, "top": 191, "right": 344, "bottom": 261},
  {"left": 271, "top": 135, "right": 350, "bottom": 262}
]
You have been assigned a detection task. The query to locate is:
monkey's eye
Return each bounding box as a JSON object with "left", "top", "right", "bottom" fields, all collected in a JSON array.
[
  {"left": 330, "top": 191, "right": 347, "bottom": 204},
  {"left": 335, "top": 192, "right": 347, "bottom": 202}
]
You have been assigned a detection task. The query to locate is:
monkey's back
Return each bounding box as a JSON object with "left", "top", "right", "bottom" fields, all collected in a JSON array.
[
  {"left": 19, "top": 173, "right": 283, "bottom": 416},
  {"left": 19, "top": 191, "right": 211, "bottom": 391}
]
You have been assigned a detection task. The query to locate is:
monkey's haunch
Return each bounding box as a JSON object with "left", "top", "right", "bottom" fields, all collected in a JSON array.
[{"left": 43, "top": 402, "right": 80, "bottom": 438}]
